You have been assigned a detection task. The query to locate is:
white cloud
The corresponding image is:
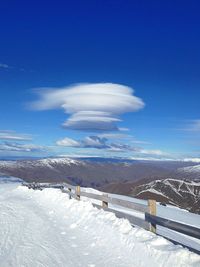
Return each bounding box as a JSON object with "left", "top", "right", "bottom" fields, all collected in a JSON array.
[
  {"left": 57, "top": 136, "right": 108, "bottom": 149},
  {"left": 30, "top": 83, "right": 145, "bottom": 132},
  {"left": 139, "top": 149, "right": 167, "bottom": 156},
  {"left": 83, "top": 136, "right": 108, "bottom": 148},
  {"left": 56, "top": 135, "right": 170, "bottom": 161},
  {"left": 0, "top": 130, "right": 32, "bottom": 141},
  {"left": 56, "top": 137, "right": 80, "bottom": 147},
  {"left": 0, "top": 142, "right": 46, "bottom": 152},
  {"left": 56, "top": 135, "right": 162, "bottom": 155},
  {"left": 62, "top": 111, "right": 121, "bottom": 131}
]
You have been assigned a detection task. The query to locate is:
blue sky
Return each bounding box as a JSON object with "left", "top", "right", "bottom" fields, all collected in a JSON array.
[{"left": 0, "top": 0, "right": 200, "bottom": 160}]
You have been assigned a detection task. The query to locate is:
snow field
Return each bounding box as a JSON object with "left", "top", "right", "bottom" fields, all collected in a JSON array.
[{"left": 0, "top": 184, "right": 200, "bottom": 266}]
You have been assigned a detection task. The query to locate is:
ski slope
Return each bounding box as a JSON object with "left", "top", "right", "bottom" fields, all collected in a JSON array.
[{"left": 0, "top": 181, "right": 200, "bottom": 267}]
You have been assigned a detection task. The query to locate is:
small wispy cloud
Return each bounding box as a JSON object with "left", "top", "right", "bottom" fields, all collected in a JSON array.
[
  {"left": 0, "top": 130, "right": 32, "bottom": 141},
  {"left": 186, "top": 120, "right": 200, "bottom": 132},
  {"left": 97, "top": 133, "right": 151, "bottom": 145},
  {"left": 130, "top": 140, "right": 151, "bottom": 145},
  {"left": 56, "top": 137, "right": 80, "bottom": 147},
  {"left": 0, "top": 142, "right": 46, "bottom": 152},
  {"left": 181, "top": 120, "right": 200, "bottom": 132},
  {"left": 0, "top": 130, "right": 49, "bottom": 154},
  {"left": 139, "top": 149, "right": 166, "bottom": 156},
  {"left": 0, "top": 63, "right": 27, "bottom": 72},
  {"left": 57, "top": 136, "right": 110, "bottom": 150},
  {"left": 0, "top": 63, "right": 10, "bottom": 69},
  {"left": 56, "top": 135, "right": 166, "bottom": 157},
  {"left": 29, "top": 83, "right": 145, "bottom": 132}
]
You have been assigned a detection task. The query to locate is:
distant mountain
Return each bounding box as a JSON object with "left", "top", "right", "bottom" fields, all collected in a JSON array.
[
  {"left": 130, "top": 179, "right": 200, "bottom": 214},
  {"left": 0, "top": 157, "right": 181, "bottom": 187},
  {"left": 177, "top": 165, "right": 200, "bottom": 179}
]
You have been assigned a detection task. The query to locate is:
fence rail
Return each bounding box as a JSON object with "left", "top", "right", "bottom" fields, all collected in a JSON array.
[
  {"left": 145, "top": 213, "right": 200, "bottom": 239},
  {"left": 22, "top": 182, "right": 200, "bottom": 254}
]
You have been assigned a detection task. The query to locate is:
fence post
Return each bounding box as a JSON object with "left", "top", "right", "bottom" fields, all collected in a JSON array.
[
  {"left": 102, "top": 194, "right": 108, "bottom": 208},
  {"left": 148, "top": 199, "right": 157, "bottom": 233},
  {"left": 76, "top": 185, "right": 81, "bottom": 200},
  {"left": 68, "top": 187, "right": 72, "bottom": 199}
]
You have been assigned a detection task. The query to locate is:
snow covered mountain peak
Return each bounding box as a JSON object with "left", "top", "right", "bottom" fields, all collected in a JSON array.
[
  {"left": 0, "top": 157, "right": 84, "bottom": 169},
  {"left": 35, "top": 157, "right": 84, "bottom": 166}
]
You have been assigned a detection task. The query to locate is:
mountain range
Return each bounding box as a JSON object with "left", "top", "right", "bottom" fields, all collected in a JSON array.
[{"left": 0, "top": 157, "right": 200, "bottom": 213}]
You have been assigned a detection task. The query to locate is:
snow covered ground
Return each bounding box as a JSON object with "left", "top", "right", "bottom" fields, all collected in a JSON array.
[
  {"left": 0, "top": 181, "right": 200, "bottom": 266},
  {"left": 81, "top": 187, "right": 200, "bottom": 252}
]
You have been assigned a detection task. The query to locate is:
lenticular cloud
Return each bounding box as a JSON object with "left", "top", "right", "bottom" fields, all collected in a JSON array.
[{"left": 30, "top": 83, "right": 145, "bottom": 131}]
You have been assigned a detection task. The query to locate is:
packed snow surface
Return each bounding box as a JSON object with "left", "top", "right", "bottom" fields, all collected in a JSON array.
[{"left": 0, "top": 182, "right": 200, "bottom": 267}]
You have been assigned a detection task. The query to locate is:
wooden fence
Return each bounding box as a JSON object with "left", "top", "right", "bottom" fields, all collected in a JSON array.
[{"left": 22, "top": 182, "right": 200, "bottom": 254}]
